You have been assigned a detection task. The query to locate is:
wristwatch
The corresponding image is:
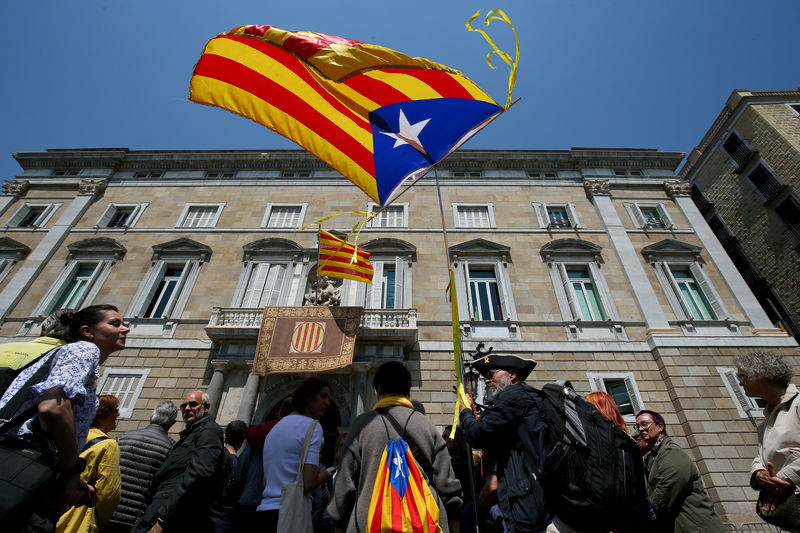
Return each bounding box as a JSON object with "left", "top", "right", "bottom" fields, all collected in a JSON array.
[{"left": 56, "top": 457, "right": 87, "bottom": 480}]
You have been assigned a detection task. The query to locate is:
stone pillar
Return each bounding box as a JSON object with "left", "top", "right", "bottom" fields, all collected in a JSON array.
[
  {"left": 236, "top": 361, "right": 263, "bottom": 423},
  {"left": 0, "top": 179, "right": 106, "bottom": 321},
  {"left": 584, "top": 179, "right": 674, "bottom": 335},
  {"left": 666, "top": 181, "right": 778, "bottom": 333},
  {"left": 207, "top": 359, "right": 230, "bottom": 420},
  {"left": 351, "top": 363, "right": 370, "bottom": 418}
]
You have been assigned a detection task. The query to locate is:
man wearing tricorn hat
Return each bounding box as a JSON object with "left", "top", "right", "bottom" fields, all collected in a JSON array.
[{"left": 458, "top": 353, "right": 550, "bottom": 532}]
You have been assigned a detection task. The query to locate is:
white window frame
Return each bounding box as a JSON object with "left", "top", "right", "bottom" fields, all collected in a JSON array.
[
  {"left": 175, "top": 203, "right": 225, "bottom": 228},
  {"left": 454, "top": 260, "right": 516, "bottom": 323},
  {"left": 453, "top": 203, "right": 495, "bottom": 228},
  {"left": 367, "top": 202, "right": 409, "bottom": 228},
  {"left": 6, "top": 203, "right": 61, "bottom": 228},
  {"left": 32, "top": 260, "right": 114, "bottom": 316},
  {"left": 653, "top": 261, "right": 729, "bottom": 322},
  {"left": 261, "top": 203, "right": 308, "bottom": 229},
  {"left": 549, "top": 261, "right": 619, "bottom": 324},
  {"left": 356, "top": 257, "right": 411, "bottom": 309},
  {"left": 532, "top": 202, "right": 580, "bottom": 229},
  {"left": 624, "top": 202, "right": 674, "bottom": 229},
  {"left": 0, "top": 258, "right": 16, "bottom": 285},
  {"left": 587, "top": 372, "right": 644, "bottom": 424},
  {"left": 129, "top": 259, "right": 202, "bottom": 319},
  {"left": 96, "top": 203, "right": 148, "bottom": 228},
  {"left": 716, "top": 367, "right": 765, "bottom": 418},
  {"left": 98, "top": 368, "right": 151, "bottom": 418}
]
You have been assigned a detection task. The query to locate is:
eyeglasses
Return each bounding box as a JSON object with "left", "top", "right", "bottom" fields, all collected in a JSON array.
[
  {"left": 634, "top": 421, "right": 653, "bottom": 431},
  {"left": 180, "top": 401, "right": 201, "bottom": 410}
]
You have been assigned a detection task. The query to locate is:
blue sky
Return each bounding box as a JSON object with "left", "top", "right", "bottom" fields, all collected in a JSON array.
[{"left": 0, "top": 1, "right": 797, "bottom": 180}]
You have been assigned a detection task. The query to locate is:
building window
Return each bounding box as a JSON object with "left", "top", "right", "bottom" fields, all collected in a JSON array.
[
  {"left": 240, "top": 262, "right": 289, "bottom": 307},
  {"left": 205, "top": 171, "right": 235, "bottom": 178},
  {"left": 128, "top": 239, "right": 210, "bottom": 323},
  {"left": 707, "top": 215, "right": 734, "bottom": 246},
  {"left": 133, "top": 171, "right": 163, "bottom": 178},
  {"left": 717, "top": 367, "right": 766, "bottom": 419},
  {"left": 452, "top": 171, "right": 482, "bottom": 177},
  {"left": 355, "top": 239, "right": 415, "bottom": 311},
  {"left": 667, "top": 265, "right": 716, "bottom": 320},
  {"left": 613, "top": 169, "right": 643, "bottom": 176},
  {"left": 453, "top": 204, "right": 495, "bottom": 228},
  {"left": 96, "top": 203, "right": 147, "bottom": 228},
  {"left": 176, "top": 203, "right": 224, "bottom": 228},
  {"left": 32, "top": 238, "right": 126, "bottom": 317},
  {"left": 624, "top": 202, "right": 674, "bottom": 229},
  {"left": 6, "top": 203, "right": 61, "bottom": 228},
  {"left": 450, "top": 239, "right": 516, "bottom": 338},
  {"left": 788, "top": 104, "right": 800, "bottom": 116},
  {"left": 587, "top": 372, "right": 644, "bottom": 423},
  {"left": 281, "top": 170, "right": 311, "bottom": 177},
  {"left": 722, "top": 132, "right": 753, "bottom": 169},
  {"left": 262, "top": 203, "right": 308, "bottom": 228},
  {"left": 775, "top": 196, "right": 800, "bottom": 243},
  {"left": 367, "top": 203, "right": 408, "bottom": 228},
  {"left": 0, "top": 237, "right": 30, "bottom": 286},
  {"left": 51, "top": 169, "right": 80, "bottom": 176},
  {"left": 746, "top": 163, "right": 785, "bottom": 202},
  {"left": 532, "top": 202, "right": 580, "bottom": 229},
  {"left": 98, "top": 368, "right": 151, "bottom": 418},
  {"left": 564, "top": 265, "right": 605, "bottom": 320}
]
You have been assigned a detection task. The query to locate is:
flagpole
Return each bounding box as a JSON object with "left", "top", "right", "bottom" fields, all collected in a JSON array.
[{"left": 433, "top": 166, "right": 481, "bottom": 533}]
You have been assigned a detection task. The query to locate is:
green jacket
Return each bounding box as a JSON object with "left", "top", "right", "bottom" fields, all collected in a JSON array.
[{"left": 645, "top": 436, "right": 723, "bottom": 533}]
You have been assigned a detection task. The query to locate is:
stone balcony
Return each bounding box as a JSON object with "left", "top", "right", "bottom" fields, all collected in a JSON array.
[{"left": 205, "top": 307, "right": 418, "bottom": 344}]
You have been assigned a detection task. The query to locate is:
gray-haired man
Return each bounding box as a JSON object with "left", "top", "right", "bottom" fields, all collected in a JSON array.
[{"left": 105, "top": 401, "right": 178, "bottom": 533}]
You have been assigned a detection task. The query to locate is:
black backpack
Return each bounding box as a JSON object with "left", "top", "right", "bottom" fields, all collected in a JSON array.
[
  {"left": 0, "top": 347, "right": 59, "bottom": 424},
  {"left": 515, "top": 381, "right": 652, "bottom": 533}
]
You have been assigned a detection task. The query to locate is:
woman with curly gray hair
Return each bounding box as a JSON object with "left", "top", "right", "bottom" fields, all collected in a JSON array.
[{"left": 735, "top": 351, "right": 800, "bottom": 529}]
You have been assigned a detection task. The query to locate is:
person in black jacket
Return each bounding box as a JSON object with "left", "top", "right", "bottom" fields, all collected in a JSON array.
[
  {"left": 458, "top": 353, "right": 550, "bottom": 533},
  {"left": 105, "top": 401, "right": 177, "bottom": 533},
  {"left": 131, "top": 391, "right": 226, "bottom": 533}
]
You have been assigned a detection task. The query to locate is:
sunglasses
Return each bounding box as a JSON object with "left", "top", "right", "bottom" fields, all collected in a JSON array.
[{"left": 180, "top": 401, "right": 202, "bottom": 410}]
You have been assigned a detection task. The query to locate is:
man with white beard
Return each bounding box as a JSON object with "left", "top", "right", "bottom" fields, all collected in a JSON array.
[{"left": 459, "top": 353, "right": 548, "bottom": 533}]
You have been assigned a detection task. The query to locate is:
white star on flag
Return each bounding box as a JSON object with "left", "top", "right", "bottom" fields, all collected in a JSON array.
[
  {"left": 380, "top": 109, "right": 430, "bottom": 155},
  {"left": 392, "top": 449, "right": 406, "bottom": 479}
]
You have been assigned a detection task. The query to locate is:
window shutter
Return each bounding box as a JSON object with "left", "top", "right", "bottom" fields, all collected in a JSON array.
[
  {"left": 128, "top": 203, "right": 148, "bottom": 227},
  {"left": 660, "top": 263, "right": 691, "bottom": 319},
  {"left": 367, "top": 261, "right": 384, "bottom": 308},
  {"left": 588, "top": 374, "right": 606, "bottom": 392},
  {"left": 494, "top": 263, "right": 508, "bottom": 320},
  {"left": 164, "top": 260, "right": 193, "bottom": 318},
  {"left": 624, "top": 376, "right": 643, "bottom": 413},
  {"left": 456, "top": 262, "right": 470, "bottom": 320},
  {"left": 559, "top": 263, "right": 579, "bottom": 320},
  {"left": 626, "top": 203, "right": 646, "bottom": 228},
  {"left": 97, "top": 205, "right": 116, "bottom": 228},
  {"left": 588, "top": 262, "right": 618, "bottom": 321},
  {"left": 394, "top": 257, "right": 405, "bottom": 308},
  {"left": 132, "top": 261, "right": 168, "bottom": 317},
  {"left": 656, "top": 203, "right": 675, "bottom": 229},
  {"left": 35, "top": 261, "right": 81, "bottom": 315},
  {"left": 38, "top": 203, "right": 61, "bottom": 227},
  {"left": 689, "top": 262, "right": 729, "bottom": 319},
  {"left": 243, "top": 263, "right": 270, "bottom": 307},
  {"left": 7, "top": 205, "right": 29, "bottom": 227},
  {"left": 532, "top": 203, "right": 548, "bottom": 228},
  {"left": 719, "top": 367, "right": 755, "bottom": 417},
  {"left": 78, "top": 261, "right": 107, "bottom": 308},
  {"left": 232, "top": 261, "right": 253, "bottom": 306},
  {"left": 565, "top": 203, "right": 581, "bottom": 228}
]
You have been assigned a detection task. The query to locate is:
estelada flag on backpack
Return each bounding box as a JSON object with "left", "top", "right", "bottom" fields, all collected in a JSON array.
[{"left": 366, "top": 439, "right": 440, "bottom": 533}]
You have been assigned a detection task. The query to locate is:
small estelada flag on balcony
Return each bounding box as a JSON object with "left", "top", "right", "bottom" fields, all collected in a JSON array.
[{"left": 318, "top": 229, "right": 374, "bottom": 284}]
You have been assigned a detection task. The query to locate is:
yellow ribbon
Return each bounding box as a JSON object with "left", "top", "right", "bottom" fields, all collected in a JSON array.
[
  {"left": 449, "top": 268, "right": 472, "bottom": 439},
  {"left": 301, "top": 210, "right": 379, "bottom": 266},
  {"left": 466, "top": 9, "right": 520, "bottom": 110}
]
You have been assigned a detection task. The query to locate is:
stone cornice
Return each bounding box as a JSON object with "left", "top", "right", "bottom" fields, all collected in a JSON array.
[
  {"left": 2, "top": 180, "right": 29, "bottom": 196},
  {"left": 664, "top": 180, "right": 691, "bottom": 197}
]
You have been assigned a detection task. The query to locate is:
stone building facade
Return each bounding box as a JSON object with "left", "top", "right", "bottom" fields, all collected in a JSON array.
[
  {"left": 0, "top": 146, "right": 796, "bottom": 523},
  {"left": 681, "top": 88, "right": 800, "bottom": 340}
]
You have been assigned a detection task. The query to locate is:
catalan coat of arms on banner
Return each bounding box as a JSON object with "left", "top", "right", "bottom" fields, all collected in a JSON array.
[{"left": 253, "top": 306, "right": 363, "bottom": 375}]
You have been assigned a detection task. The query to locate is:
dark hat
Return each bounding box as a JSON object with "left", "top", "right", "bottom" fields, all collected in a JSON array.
[{"left": 468, "top": 354, "right": 536, "bottom": 382}]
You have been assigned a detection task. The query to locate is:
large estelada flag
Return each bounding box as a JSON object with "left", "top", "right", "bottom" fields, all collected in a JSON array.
[
  {"left": 318, "top": 230, "right": 374, "bottom": 284},
  {"left": 189, "top": 25, "right": 504, "bottom": 206}
]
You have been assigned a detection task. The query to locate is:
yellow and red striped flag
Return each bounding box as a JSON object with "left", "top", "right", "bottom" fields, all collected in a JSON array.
[
  {"left": 318, "top": 230, "right": 374, "bottom": 284},
  {"left": 189, "top": 24, "right": 503, "bottom": 206},
  {"left": 367, "top": 439, "right": 440, "bottom": 533}
]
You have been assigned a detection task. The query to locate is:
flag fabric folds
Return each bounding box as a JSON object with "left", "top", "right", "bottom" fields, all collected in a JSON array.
[
  {"left": 189, "top": 24, "right": 504, "bottom": 206},
  {"left": 367, "top": 439, "right": 440, "bottom": 533},
  {"left": 318, "top": 230, "right": 374, "bottom": 284}
]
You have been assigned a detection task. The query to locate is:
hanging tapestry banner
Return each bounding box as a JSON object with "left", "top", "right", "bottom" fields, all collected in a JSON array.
[{"left": 253, "top": 306, "right": 363, "bottom": 375}]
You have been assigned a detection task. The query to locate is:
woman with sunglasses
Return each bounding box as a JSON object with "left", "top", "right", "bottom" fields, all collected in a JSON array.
[
  {"left": 57, "top": 394, "right": 122, "bottom": 533},
  {"left": 0, "top": 304, "right": 129, "bottom": 531}
]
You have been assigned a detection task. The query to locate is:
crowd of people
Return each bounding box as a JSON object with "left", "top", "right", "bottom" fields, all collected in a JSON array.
[{"left": 1, "top": 304, "right": 798, "bottom": 533}]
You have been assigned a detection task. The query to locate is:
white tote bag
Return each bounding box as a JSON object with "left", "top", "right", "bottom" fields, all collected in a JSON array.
[{"left": 276, "top": 420, "right": 318, "bottom": 533}]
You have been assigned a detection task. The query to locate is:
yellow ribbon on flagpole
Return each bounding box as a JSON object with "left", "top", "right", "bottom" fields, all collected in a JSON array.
[
  {"left": 449, "top": 268, "right": 472, "bottom": 439},
  {"left": 466, "top": 9, "right": 520, "bottom": 110}
]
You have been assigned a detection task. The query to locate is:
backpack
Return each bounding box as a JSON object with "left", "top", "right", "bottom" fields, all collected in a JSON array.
[
  {"left": 517, "top": 381, "right": 651, "bottom": 533},
  {"left": 0, "top": 347, "right": 59, "bottom": 424},
  {"left": 366, "top": 410, "right": 440, "bottom": 533}
]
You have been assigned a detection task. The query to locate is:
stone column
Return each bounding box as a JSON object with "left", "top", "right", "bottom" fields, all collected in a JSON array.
[
  {"left": 351, "top": 363, "right": 370, "bottom": 418},
  {"left": 0, "top": 179, "right": 107, "bottom": 321},
  {"left": 666, "top": 181, "right": 778, "bottom": 333},
  {"left": 236, "top": 361, "right": 263, "bottom": 423},
  {"left": 584, "top": 179, "right": 674, "bottom": 335},
  {"left": 207, "top": 359, "right": 230, "bottom": 420}
]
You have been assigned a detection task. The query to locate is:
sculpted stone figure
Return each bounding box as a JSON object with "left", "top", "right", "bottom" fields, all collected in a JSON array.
[{"left": 304, "top": 277, "right": 341, "bottom": 306}]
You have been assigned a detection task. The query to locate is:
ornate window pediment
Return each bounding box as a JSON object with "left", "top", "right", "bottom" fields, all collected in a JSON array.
[
  {"left": 540, "top": 239, "right": 602, "bottom": 263},
  {"left": 0, "top": 237, "right": 31, "bottom": 260},
  {"left": 67, "top": 238, "right": 126, "bottom": 261},
  {"left": 641, "top": 239, "right": 703, "bottom": 263},
  {"left": 449, "top": 239, "right": 511, "bottom": 262},
  {"left": 362, "top": 238, "right": 416, "bottom": 261},
  {"left": 242, "top": 238, "right": 302, "bottom": 262},
  {"left": 151, "top": 238, "right": 212, "bottom": 262}
]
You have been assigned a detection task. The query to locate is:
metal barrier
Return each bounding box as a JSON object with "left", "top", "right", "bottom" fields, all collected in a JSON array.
[
  {"left": 723, "top": 522, "right": 740, "bottom": 532},
  {"left": 740, "top": 522, "right": 782, "bottom": 533}
]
